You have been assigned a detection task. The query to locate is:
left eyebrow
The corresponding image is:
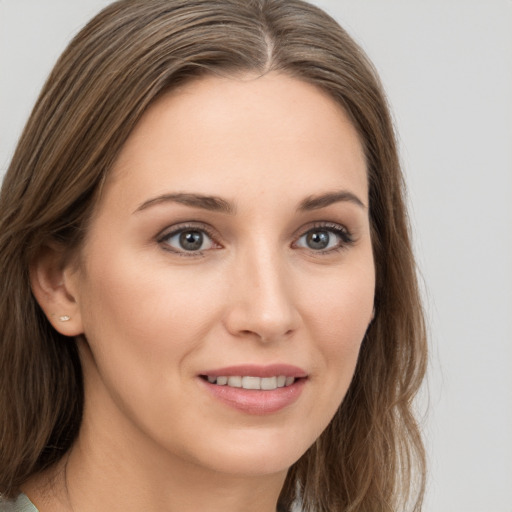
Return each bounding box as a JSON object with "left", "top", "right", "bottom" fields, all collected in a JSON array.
[{"left": 298, "top": 190, "right": 367, "bottom": 211}]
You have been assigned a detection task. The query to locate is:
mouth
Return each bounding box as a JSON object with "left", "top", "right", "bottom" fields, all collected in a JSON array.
[
  {"left": 200, "top": 375, "right": 298, "bottom": 390},
  {"left": 198, "top": 365, "right": 307, "bottom": 414}
]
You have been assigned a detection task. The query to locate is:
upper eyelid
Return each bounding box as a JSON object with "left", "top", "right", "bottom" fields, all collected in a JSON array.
[
  {"left": 292, "top": 221, "right": 352, "bottom": 240},
  {"left": 157, "top": 221, "right": 218, "bottom": 241}
]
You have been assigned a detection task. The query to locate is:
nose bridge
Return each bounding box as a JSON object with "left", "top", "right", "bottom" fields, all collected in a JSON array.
[{"left": 226, "top": 237, "right": 298, "bottom": 341}]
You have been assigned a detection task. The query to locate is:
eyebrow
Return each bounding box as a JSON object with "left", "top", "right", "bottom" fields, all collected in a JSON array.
[
  {"left": 298, "top": 190, "right": 366, "bottom": 211},
  {"left": 134, "top": 189, "right": 365, "bottom": 215},
  {"left": 134, "top": 193, "right": 235, "bottom": 214}
]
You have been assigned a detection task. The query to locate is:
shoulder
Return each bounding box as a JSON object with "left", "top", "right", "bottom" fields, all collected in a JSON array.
[{"left": 0, "top": 494, "right": 38, "bottom": 512}]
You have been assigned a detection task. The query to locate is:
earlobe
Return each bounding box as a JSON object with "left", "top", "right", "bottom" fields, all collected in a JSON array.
[{"left": 30, "top": 244, "right": 84, "bottom": 336}]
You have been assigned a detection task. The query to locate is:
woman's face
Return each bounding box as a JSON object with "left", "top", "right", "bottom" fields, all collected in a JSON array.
[{"left": 67, "top": 73, "right": 375, "bottom": 477}]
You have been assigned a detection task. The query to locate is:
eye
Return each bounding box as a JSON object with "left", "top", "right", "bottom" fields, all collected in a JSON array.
[
  {"left": 159, "top": 225, "right": 218, "bottom": 254},
  {"left": 295, "top": 224, "right": 353, "bottom": 252}
]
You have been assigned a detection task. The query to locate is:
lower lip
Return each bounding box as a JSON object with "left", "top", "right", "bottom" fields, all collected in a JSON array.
[{"left": 199, "top": 378, "right": 306, "bottom": 415}]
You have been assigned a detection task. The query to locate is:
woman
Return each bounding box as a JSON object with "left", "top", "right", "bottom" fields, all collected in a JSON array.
[{"left": 0, "top": 1, "right": 427, "bottom": 511}]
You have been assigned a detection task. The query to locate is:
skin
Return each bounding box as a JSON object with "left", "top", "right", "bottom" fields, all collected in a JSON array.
[{"left": 29, "top": 72, "right": 375, "bottom": 512}]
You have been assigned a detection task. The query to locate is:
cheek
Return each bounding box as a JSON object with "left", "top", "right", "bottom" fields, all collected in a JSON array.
[
  {"left": 305, "top": 260, "right": 375, "bottom": 340},
  {"left": 75, "top": 247, "right": 229, "bottom": 403},
  {"left": 74, "top": 250, "right": 221, "bottom": 425},
  {"left": 301, "top": 257, "right": 375, "bottom": 391}
]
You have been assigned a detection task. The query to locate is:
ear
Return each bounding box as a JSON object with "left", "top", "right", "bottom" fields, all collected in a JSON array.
[{"left": 30, "top": 244, "right": 84, "bottom": 336}]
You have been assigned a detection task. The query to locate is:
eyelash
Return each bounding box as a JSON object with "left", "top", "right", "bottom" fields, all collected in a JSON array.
[
  {"left": 293, "top": 222, "right": 354, "bottom": 255},
  {"left": 157, "top": 221, "right": 354, "bottom": 257},
  {"left": 157, "top": 222, "right": 220, "bottom": 257}
]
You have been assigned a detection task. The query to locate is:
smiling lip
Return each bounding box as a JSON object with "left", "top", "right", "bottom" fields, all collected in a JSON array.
[
  {"left": 198, "top": 364, "right": 307, "bottom": 415},
  {"left": 200, "top": 364, "right": 307, "bottom": 379}
]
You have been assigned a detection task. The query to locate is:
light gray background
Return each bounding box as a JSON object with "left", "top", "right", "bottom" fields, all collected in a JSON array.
[{"left": 1, "top": 1, "right": 511, "bottom": 511}]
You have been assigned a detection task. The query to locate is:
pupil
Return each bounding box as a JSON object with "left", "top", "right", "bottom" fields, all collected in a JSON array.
[
  {"left": 307, "top": 230, "right": 329, "bottom": 250},
  {"left": 179, "top": 231, "right": 203, "bottom": 251}
]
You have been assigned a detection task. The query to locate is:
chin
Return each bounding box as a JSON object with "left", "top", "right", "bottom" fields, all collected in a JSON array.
[{"left": 181, "top": 426, "right": 315, "bottom": 478}]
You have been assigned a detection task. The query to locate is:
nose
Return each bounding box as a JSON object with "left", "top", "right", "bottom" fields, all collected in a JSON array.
[{"left": 223, "top": 244, "right": 300, "bottom": 343}]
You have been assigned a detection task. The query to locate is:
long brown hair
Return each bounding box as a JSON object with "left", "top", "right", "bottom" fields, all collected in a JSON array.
[{"left": 0, "top": 1, "right": 427, "bottom": 510}]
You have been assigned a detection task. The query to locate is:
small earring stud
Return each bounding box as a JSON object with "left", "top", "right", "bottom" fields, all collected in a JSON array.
[{"left": 59, "top": 315, "right": 71, "bottom": 322}]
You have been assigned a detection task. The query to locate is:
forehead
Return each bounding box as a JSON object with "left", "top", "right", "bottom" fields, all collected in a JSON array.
[{"left": 102, "top": 72, "right": 368, "bottom": 211}]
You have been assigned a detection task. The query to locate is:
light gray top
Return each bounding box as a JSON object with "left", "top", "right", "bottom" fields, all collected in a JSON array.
[{"left": 0, "top": 494, "right": 38, "bottom": 512}]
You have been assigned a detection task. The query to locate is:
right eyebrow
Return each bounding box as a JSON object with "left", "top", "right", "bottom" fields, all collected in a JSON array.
[{"left": 133, "top": 192, "right": 236, "bottom": 215}]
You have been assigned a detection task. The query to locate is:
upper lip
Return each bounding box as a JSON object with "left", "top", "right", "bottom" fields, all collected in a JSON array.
[{"left": 199, "top": 364, "right": 308, "bottom": 378}]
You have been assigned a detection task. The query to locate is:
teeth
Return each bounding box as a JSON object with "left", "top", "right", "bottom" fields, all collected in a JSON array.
[
  {"left": 227, "top": 376, "right": 242, "bottom": 388},
  {"left": 261, "top": 376, "right": 277, "bottom": 390},
  {"left": 206, "top": 375, "right": 296, "bottom": 389},
  {"left": 242, "top": 376, "right": 261, "bottom": 389}
]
